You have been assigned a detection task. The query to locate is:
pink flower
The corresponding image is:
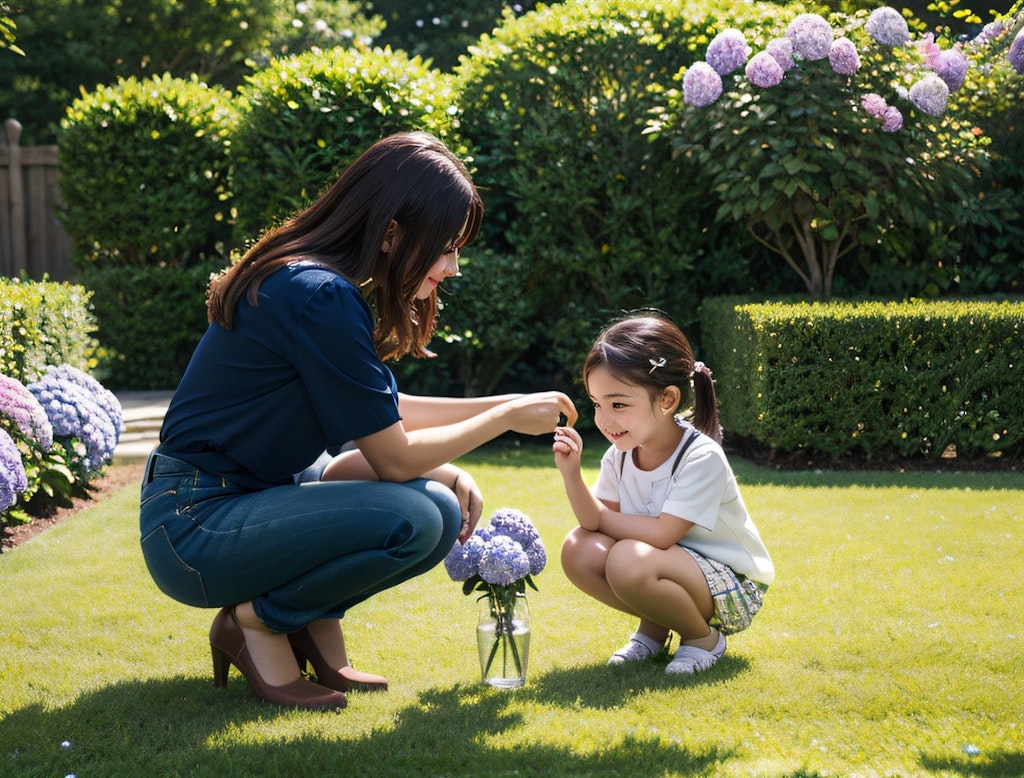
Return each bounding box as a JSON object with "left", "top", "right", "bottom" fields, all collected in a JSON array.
[
  {"left": 860, "top": 92, "right": 888, "bottom": 119},
  {"left": 745, "top": 50, "right": 785, "bottom": 88},
  {"left": 706, "top": 29, "right": 752, "bottom": 76},
  {"left": 828, "top": 37, "right": 861, "bottom": 76},
  {"left": 915, "top": 32, "right": 941, "bottom": 67},
  {"left": 866, "top": 6, "right": 910, "bottom": 47},
  {"left": 786, "top": 13, "right": 833, "bottom": 61},
  {"left": 683, "top": 61, "right": 723, "bottom": 107}
]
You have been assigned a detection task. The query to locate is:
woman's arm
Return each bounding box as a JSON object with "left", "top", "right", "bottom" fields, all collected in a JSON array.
[
  {"left": 398, "top": 393, "right": 524, "bottom": 430},
  {"left": 354, "top": 391, "right": 578, "bottom": 484}
]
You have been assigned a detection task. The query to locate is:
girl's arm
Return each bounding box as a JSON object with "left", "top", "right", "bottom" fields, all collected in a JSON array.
[{"left": 552, "top": 426, "right": 694, "bottom": 548}]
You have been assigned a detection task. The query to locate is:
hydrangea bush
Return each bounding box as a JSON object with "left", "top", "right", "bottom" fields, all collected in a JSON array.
[
  {"left": 1, "top": 365, "right": 122, "bottom": 526},
  {"left": 649, "top": 4, "right": 1023, "bottom": 301}
]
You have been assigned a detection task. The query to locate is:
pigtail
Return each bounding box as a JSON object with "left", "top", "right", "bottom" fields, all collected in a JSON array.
[{"left": 691, "top": 364, "right": 724, "bottom": 444}]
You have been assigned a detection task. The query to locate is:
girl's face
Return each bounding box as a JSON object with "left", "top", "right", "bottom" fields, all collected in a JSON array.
[
  {"left": 415, "top": 243, "right": 460, "bottom": 300},
  {"left": 587, "top": 365, "right": 671, "bottom": 453}
]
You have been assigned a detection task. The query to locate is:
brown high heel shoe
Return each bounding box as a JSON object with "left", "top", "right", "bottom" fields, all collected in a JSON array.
[
  {"left": 209, "top": 607, "right": 348, "bottom": 711},
  {"left": 289, "top": 626, "right": 389, "bottom": 693}
]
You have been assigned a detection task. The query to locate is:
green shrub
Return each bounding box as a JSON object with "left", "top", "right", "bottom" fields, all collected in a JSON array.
[
  {"left": 0, "top": 277, "right": 95, "bottom": 383},
  {"left": 452, "top": 0, "right": 783, "bottom": 403},
  {"left": 81, "top": 262, "right": 223, "bottom": 391},
  {"left": 230, "top": 45, "right": 462, "bottom": 242},
  {"left": 58, "top": 73, "right": 239, "bottom": 268},
  {"left": 701, "top": 296, "right": 1024, "bottom": 463}
]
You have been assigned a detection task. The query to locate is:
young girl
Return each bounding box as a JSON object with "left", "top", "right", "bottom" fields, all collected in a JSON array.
[{"left": 553, "top": 312, "right": 773, "bottom": 675}]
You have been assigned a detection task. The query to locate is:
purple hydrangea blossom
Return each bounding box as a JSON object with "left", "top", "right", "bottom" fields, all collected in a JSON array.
[
  {"left": 478, "top": 535, "right": 530, "bottom": 586},
  {"left": 27, "top": 365, "right": 124, "bottom": 473},
  {"left": 930, "top": 47, "right": 969, "bottom": 92},
  {"left": 1010, "top": 28, "right": 1024, "bottom": 75},
  {"left": 972, "top": 21, "right": 1004, "bottom": 45},
  {"left": 746, "top": 51, "right": 785, "bottom": 88},
  {"left": 525, "top": 539, "right": 547, "bottom": 577},
  {"left": 706, "top": 28, "right": 751, "bottom": 76},
  {"left": 765, "top": 37, "right": 795, "bottom": 71},
  {"left": 443, "top": 508, "right": 546, "bottom": 586},
  {"left": 829, "top": 37, "right": 861, "bottom": 76},
  {"left": 786, "top": 13, "right": 834, "bottom": 61},
  {"left": 489, "top": 507, "right": 539, "bottom": 548},
  {"left": 0, "top": 374, "right": 54, "bottom": 450},
  {"left": 880, "top": 105, "right": 904, "bottom": 132},
  {"left": 0, "top": 428, "right": 28, "bottom": 512},
  {"left": 866, "top": 6, "right": 910, "bottom": 47},
  {"left": 909, "top": 74, "right": 950, "bottom": 116},
  {"left": 444, "top": 533, "right": 487, "bottom": 581},
  {"left": 683, "top": 62, "right": 723, "bottom": 107}
]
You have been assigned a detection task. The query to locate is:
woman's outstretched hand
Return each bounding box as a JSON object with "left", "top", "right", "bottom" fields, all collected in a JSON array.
[{"left": 502, "top": 391, "right": 578, "bottom": 436}]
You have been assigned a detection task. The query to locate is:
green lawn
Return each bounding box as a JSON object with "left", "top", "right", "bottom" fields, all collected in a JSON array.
[{"left": 1, "top": 442, "right": 1021, "bottom": 777}]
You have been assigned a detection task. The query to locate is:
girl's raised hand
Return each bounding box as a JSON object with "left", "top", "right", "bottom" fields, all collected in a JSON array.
[{"left": 552, "top": 425, "right": 583, "bottom": 471}]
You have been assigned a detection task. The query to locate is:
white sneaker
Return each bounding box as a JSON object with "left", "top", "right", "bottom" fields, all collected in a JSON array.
[
  {"left": 607, "top": 633, "right": 664, "bottom": 665},
  {"left": 665, "top": 630, "right": 726, "bottom": 675}
]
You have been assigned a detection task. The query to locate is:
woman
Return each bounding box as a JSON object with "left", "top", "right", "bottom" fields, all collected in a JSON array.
[{"left": 140, "top": 131, "right": 577, "bottom": 711}]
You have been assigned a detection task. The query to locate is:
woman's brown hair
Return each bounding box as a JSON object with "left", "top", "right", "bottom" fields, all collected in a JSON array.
[{"left": 207, "top": 131, "right": 483, "bottom": 361}]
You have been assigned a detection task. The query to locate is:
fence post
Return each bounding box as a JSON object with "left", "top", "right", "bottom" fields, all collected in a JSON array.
[{"left": 3, "top": 118, "right": 28, "bottom": 276}]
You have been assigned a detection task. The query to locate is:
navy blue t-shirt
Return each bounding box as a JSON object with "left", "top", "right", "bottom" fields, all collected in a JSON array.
[{"left": 159, "top": 262, "right": 402, "bottom": 489}]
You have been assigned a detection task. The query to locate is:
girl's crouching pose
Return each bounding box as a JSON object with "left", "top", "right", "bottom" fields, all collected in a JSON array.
[{"left": 553, "top": 312, "right": 773, "bottom": 675}]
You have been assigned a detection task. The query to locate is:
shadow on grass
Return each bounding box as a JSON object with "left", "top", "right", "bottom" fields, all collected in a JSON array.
[
  {"left": 1, "top": 673, "right": 735, "bottom": 777},
  {"left": 525, "top": 653, "right": 751, "bottom": 710},
  {"left": 919, "top": 751, "right": 1024, "bottom": 778}
]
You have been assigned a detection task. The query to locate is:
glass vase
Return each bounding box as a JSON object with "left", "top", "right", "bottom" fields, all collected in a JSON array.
[{"left": 477, "top": 590, "right": 530, "bottom": 688}]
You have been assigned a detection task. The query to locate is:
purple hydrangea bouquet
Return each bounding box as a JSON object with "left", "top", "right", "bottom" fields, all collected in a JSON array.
[{"left": 444, "top": 508, "right": 546, "bottom": 687}]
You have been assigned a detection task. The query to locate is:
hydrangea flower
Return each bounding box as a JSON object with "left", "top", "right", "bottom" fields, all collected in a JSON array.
[
  {"left": 1010, "top": 28, "right": 1024, "bottom": 75},
  {"left": 861, "top": 92, "right": 888, "bottom": 118},
  {"left": 478, "top": 535, "right": 531, "bottom": 586},
  {"left": 444, "top": 507, "right": 546, "bottom": 591},
  {"left": 766, "top": 37, "right": 795, "bottom": 71},
  {"left": 746, "top": 51, "right": 785, "bottom": 88},
  {"left": 786, "top": 13, "right": 833, "bottom": 61},
  {"left": 0, "top": 428, "right": 28, "bottom": 512},
  {"left": 933, "top": 48, "right": 969, "bottom": 92},
  {"left": 829, "top": 37, "right": 861, "bottom": 76},
  {"left": 27, "top": 365, "right": 124, "bottom": 474},
  {"left": 880, "top": 105, "right": 904, "bottom": 132},
  {"left": 683, "top": 62, "right": 723, "bottom": 107},
  {"left": 488, "top": 507, "right": 540, "bottom": 548},
  {"left": 909, "top": 74, "right": 950, "bottom": 116},
  {"left": 706, "top": 28, "right": 751, "bottom": 76},
  {"left": 0, "top": 374, "right": 53, "bottom": 450},
  {"left": 866, "top": 6, "right": 910, "bottom": 47}
]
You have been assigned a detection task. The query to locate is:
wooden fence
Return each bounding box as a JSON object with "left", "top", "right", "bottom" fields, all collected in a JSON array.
[{"left": 0, "top": 118, "right": 74, "bottom": 282}]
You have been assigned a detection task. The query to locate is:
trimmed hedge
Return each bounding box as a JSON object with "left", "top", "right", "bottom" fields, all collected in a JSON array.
[
  {"left": 701, "top": 297, "right": 1024, "bottom": 463},
  {"left": 0, "top": 278, "right": 96, "bottom": 383},
  {"left": 230, "top": 45, "right": 463, "bottom": 242},
  {"left": 58, "top": 73, "right": 238, "bottom": 268}
]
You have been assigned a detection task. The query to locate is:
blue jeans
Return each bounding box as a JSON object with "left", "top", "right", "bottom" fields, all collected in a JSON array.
[{"left": 139, "top": 450, "right": 461, "bottom": 633}]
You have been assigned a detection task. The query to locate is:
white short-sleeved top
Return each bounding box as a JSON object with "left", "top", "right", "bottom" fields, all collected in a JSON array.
[{"left": 593, "top": 421, "right": 774, "bottom": 585}]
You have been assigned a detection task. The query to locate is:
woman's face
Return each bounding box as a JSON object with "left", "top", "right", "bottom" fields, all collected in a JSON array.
[{"left": 415, "top": 243, "right": 460, "bottom": 300}]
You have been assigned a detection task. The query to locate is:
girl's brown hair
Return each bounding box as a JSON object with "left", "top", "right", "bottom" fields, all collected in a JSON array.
[
  {"left": 583, "top": 312, "right": 722, "bottom": 442},
  {"left": 207, "top": 131, "right": 483, "bottom": 361}
]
